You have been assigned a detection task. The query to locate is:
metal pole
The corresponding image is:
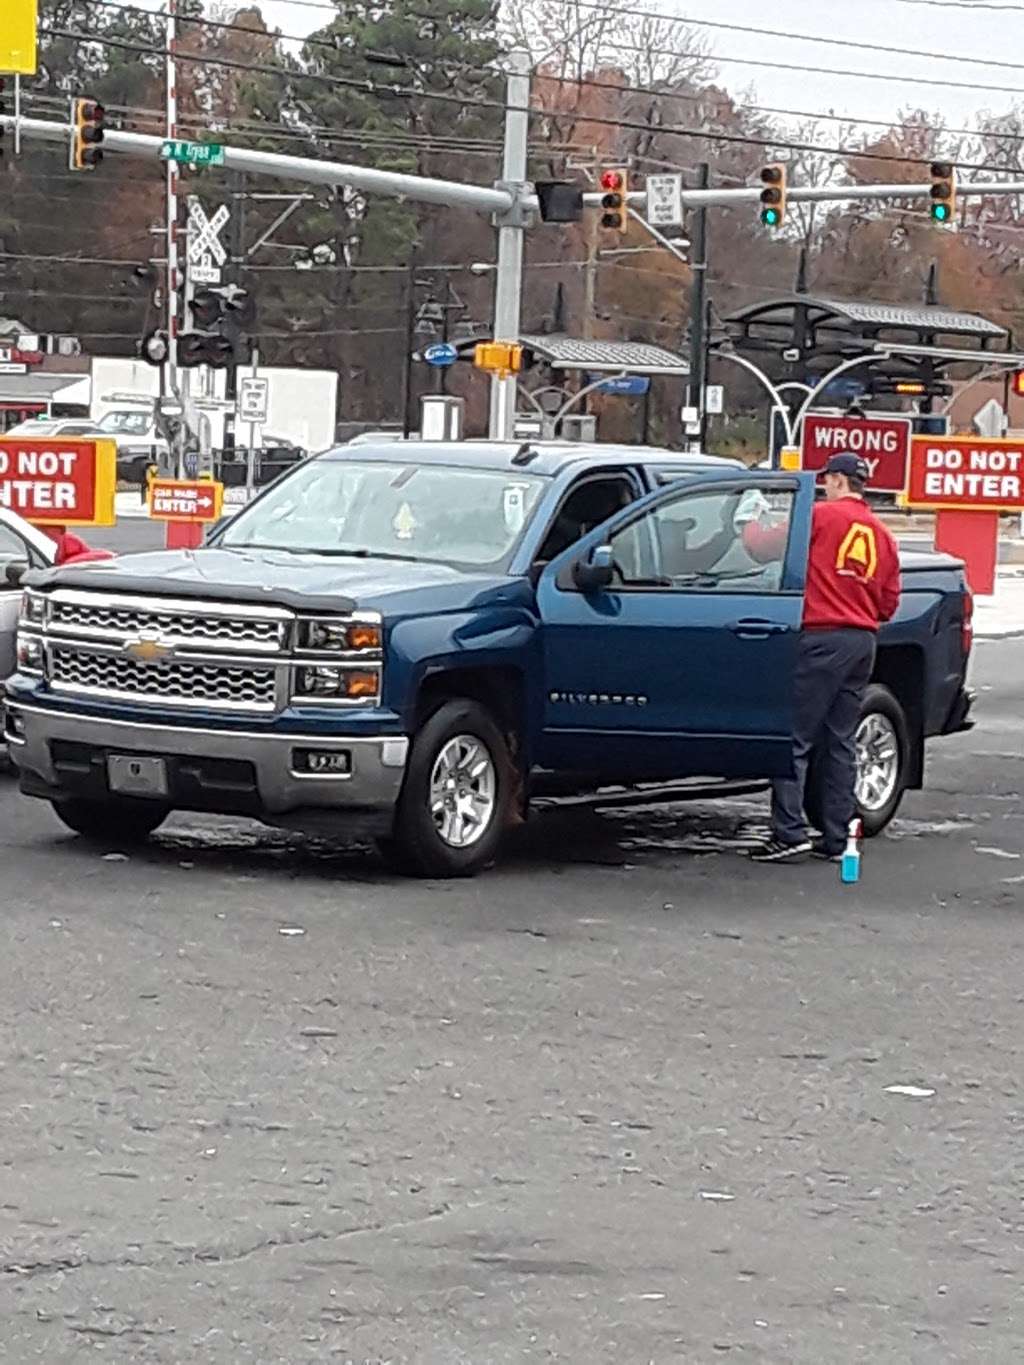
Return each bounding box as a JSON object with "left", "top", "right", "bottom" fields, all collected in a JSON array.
[
  {"left": 489, "top": 49, "right": 530, "bottom": 441},
  {"left": 223, "top": 170, "right": 245, "bottom": 470},
  {"left": 687, "top": 163, "right": 709, "bottom": 453},
  {"left": 164, "top": 0, "right": 179, "bottom": 415},
  {"left": 245, "top": 348, "right": 259, "bottom": 498},
  {"left": 401, "top": 255, "right": 417, "bottom": 439}
]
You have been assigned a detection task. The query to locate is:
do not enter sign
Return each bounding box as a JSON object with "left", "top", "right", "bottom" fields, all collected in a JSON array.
[
  {"left": 906, "top": 436, "right": 1024, "bottom": 510},
  {"left": 148, "top": 477, "right": 224, "bottom": 523},
  {"left": 0, "top": 437, "right": 117, "bottom": 525}
]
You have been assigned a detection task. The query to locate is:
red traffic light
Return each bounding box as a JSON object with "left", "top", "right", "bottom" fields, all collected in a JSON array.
[
  {"left": 600, "top": 169, "right": 624, "bottom": 192},
  {"left": 1012, "top": 370, "right": 1024, "bottom": 398}
]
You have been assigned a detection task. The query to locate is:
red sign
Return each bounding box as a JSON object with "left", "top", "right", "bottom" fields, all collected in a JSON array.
[
  {"left": 906, "top": 436, "right": 1024, "bottom": 510},
  {"left": 0, "top": 437, "right": 116, "bottom": 525},
  {"left": 801, "top": 413, "right": 912, "bottom": 493},
  {"left": 148, "top": 478, "right": 224, "bottom": 523}
]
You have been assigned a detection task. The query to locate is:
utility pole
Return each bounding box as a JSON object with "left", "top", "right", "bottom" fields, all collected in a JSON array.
[
  {"left": 489, "top": 48, "right": 531, "bottom": 441},
  {"left": 687, "top": 162, "right": 709, "bottom": 452}
]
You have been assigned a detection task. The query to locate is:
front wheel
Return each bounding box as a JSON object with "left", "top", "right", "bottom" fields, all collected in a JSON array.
[
  {"left": 805, "top": 683, "right": 910, "bottom": 838},
  {"left": 383, "top": 700, "right": 513, "bottom": 878},
  {"left": 51, "top": 797, "right": 170, "bottom": 844}
]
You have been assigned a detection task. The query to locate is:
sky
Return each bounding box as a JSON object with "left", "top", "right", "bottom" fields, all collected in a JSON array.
[{"left": 136, "top": 0, "right": 1024, "bottom": 135}]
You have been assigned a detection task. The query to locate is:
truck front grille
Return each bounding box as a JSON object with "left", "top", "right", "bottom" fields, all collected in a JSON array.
[
  {"left": 49, "top": 645, "right": 278, "bottom": 713},
  {"left": 48, "top": 592, "right": 287, "bottom": 654}
]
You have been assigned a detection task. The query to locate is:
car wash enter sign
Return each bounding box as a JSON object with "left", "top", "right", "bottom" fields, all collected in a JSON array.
[
  {"left": 0, "top": 437, "right": 117, "bottom": 525},
  {"left": 906, "top": 436, "right": 1024, "bottom": 510}
]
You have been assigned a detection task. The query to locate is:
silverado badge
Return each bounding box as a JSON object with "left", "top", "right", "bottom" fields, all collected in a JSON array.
[{"left": 124, "top": 632, "right": 173, "bottom": 664}]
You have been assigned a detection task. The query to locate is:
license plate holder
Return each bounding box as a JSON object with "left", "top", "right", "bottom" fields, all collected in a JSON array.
[{"left": 107, "top": 754, "right": 169, "bottom": 798}]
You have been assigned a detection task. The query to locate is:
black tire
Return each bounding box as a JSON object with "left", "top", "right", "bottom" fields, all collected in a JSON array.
[
  {"left": 51, "top": 797, "right": 170, "bottom": 844},
  {"left": 805, "top": 683, "right": 909, "bottom": 839},
  {"left": 383, "top": 699, "right": 514, "bottom": 878}
]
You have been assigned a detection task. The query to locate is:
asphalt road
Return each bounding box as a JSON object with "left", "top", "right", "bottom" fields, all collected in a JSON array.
[{"left": 1, "top": 586, "right": 1022, "bottom": 1359}]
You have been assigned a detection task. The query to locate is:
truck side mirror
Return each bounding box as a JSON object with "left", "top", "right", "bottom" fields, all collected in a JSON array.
[
  {"left": 4, "top": 560, "right": 29, "bottom": 589},
  {"left": 572, "top": 543, "right": 614, "bottom": 592}
]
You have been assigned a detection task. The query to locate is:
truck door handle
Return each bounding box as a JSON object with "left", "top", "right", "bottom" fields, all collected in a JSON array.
[{"left": 730, "top": 619, "right": 790, "bottom": 639}]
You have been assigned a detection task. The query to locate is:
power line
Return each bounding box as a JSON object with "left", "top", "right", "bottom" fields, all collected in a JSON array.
[{"left": 39, "top": 25, "right": 1024, "bottom": 175}]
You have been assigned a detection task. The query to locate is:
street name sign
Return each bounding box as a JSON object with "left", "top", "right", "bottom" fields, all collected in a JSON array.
[
  {"left": 801, "top": 413, "right": 911, "bottom": 493},
  {"left": 161, "top": 140, "right": 226, "bottom": 167},
  {"left": 0, "top": 437, "right": 116, "bottom": 524},
  {"left": 148, "top": 478, "right": 224, "bottom": 523}
]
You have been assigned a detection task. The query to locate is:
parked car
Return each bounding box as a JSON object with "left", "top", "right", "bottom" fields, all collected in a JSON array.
[
  {"left": 6, "top": 441, "right": 974, "bottom": 875},
  {"left": 4, "top": 418, "right": 105, "bottom": 439}
]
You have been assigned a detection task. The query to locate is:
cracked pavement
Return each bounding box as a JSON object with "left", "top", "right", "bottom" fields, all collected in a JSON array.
[{"left": 0, "top": 633, "right": 1021, "bottom": 1363}]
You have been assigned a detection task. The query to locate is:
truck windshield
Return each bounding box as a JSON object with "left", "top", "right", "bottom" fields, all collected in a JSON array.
[
  {"left": 98, "top": 411, "right": 150, "bottom": 435},
  {"left": 220, "top": 459, "right": 546, "bottom": 567}
]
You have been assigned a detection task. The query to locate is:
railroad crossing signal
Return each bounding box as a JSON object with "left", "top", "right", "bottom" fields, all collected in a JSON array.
[
  {"left": 929, "top": 161, "right": 956, "bottom": 224},
  {"left": 70, "top": 97, "right": 105, "bottom": 171},
  {"left": 759, "top": 163, "right": 787, "bottom": 229},
  {"left": 599, "top": 168, "right": 628, "bottom": 233}
]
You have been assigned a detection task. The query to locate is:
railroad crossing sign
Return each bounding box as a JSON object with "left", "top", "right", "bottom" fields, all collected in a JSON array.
[{"left": 187, "top": 200, "right": 229, "bottom": 286}]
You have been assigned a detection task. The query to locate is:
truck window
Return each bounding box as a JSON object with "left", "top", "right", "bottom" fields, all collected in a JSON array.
[
  {"left": 609, "top": 486, "right": 795, "bottom": 591},
  {"left": 536, "top": 475, "right": 637, "bottom": 563}
]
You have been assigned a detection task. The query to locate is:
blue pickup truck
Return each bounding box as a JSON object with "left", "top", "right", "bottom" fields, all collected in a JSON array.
[{"left": 5, "top": 441, "right": 974, "bottom": 876}]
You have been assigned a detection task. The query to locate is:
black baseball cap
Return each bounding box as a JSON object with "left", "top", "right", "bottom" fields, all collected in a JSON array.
[{"left": 824, "top": 452, "right": 870, "bottom": 484}]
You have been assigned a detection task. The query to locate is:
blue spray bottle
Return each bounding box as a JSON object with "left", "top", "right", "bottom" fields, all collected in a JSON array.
[{"left": 841, "top": 818, "right": 862, "bottom": 885}]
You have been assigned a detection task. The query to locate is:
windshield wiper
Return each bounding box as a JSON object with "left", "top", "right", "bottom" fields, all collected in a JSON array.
[{"left": 223, "top": 542, "right": 420, "bottom": 562}]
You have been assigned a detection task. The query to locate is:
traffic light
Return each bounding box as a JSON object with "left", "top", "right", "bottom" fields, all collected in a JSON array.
[
  {"left": 178, "top": 284, "right": 253, "bottom": 368},
  {"left": 599, "top": 168, "right": 628, "bottom": 233},
  {"left": 930, "top": 161, "right": 956, "bottom": 224},
  {"left": 759, "top": 163, "right": 787, "bottom": 229},
  {"left": 1011, "top": 370, "right": 1024, "bottom": 398},
  {"left": 70, "top": 97, "right": 105, "bottom": 171},
  {"left": 535, "top": 181, "right": 584, "bottom": 224}
]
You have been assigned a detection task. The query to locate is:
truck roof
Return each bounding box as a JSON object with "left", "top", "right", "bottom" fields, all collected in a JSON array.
[{"left": 321, "top": 440, "right": 742, "bottom": 479}]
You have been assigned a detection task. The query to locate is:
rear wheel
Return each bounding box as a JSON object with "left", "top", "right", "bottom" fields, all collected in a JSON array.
[
  {"left": 383, "top": 699, "right": 513, "bottom": 878},
  {"left": 51, "top": 797, "right": 170, "bottom": 844},
  {"left": 805, "top": 683, "right": 909, "bottom": 838}
]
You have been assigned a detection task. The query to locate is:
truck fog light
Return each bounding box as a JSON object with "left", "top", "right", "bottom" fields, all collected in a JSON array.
[{"left": 292, "top": 748, "right": 351, "bottom": 775}]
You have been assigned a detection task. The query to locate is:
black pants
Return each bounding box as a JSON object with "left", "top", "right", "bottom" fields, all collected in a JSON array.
[{"left": 772, "top": 628, "right": 876, "bottom": 851}]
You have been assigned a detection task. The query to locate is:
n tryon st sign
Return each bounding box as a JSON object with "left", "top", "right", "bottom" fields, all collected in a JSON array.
[
  {"left": 0, "top": 438, "right": 117, "bottom": 525},
  {"left": 800, "top": 414, "right": 911, "bottom": 493}
]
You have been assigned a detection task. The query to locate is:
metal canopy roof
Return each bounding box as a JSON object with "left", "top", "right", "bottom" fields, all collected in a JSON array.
[
  {"left": 726, "top": 293, "right": 1006, "bottom": 339},
  {"left": 520, "top": 335, "right": 690, "bottom": 375}
]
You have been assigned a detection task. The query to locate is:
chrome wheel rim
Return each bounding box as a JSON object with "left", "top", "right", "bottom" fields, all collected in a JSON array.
[
  {"left": 429, "top": 733, "right": 497, "bottom": 849},
  {"left": 855, "top": 713, "right": 900, "bottom": 813}
]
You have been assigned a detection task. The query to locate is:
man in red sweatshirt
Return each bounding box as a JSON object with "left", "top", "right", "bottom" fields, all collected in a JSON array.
[{"left": 747, "top": 452, "right": 901, "bottom": 864}]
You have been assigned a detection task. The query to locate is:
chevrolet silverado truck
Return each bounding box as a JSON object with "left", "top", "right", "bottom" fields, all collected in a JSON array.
[{"left": 5, "top": 441, "right": 974, "bottom": 877}]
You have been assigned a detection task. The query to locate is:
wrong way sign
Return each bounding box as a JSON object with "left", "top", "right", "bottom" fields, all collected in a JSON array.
[
  {"left": 148, "top": 478, "right": 224, "bottom": 523},
  {"left": 800, "top": 413, "right": 911, "bottom": 493}
]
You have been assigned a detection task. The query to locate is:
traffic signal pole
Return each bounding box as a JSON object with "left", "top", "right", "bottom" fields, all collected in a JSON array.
[
  {"left": 164, "top": 0, "right": 180, "bottom": 422},
  {"left": 489, "top": 49, "right": 531, "bottom": 441},
  {"left": 688, "top": 163, "right": 710, "bottom": 452}
]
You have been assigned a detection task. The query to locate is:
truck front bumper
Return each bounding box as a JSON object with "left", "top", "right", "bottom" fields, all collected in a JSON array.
[{"left": 4, "top": 701, "right": 409, "bottom": 834}]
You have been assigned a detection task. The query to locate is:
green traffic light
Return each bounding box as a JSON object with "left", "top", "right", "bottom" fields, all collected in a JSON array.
[
  {"left": 761, "top": 207, "right": 780, "bottom": 227},
  {"left": 932, "top": 203, "right": 950, "bottom": 222}
]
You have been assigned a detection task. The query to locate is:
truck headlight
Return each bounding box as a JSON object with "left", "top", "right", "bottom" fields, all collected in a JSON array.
[
  {"left": 299, "top": 619, "right": 382, "bottom": 652},
  {"left": 16, "top": 632, "right": 44, "bottom": 674},
  {"left": 19, "top": 591, "right": 46, "bottom": 626},
  {"left": 293, "top": 666, "right": 380, "bottom": 702}
]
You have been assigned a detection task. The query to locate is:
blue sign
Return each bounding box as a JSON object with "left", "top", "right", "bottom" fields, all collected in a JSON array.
[
  {"left": 423, "top": 342, "right": 458, "bottom": 368},
  {"left": 592, "top": 374, "right": 650, "bottom": 397}
]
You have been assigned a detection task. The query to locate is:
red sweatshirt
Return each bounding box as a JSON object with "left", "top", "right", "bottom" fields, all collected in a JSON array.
[{"left": 744, "top": 496, "right": 901, "bottom": 632}]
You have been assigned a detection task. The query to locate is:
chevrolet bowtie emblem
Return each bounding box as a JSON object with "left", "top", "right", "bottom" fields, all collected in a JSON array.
[{"left": 124, "top": 632, "right": 172, "bottom": 663}]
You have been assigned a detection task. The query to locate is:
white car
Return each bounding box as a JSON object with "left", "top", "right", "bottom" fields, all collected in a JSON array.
[
  {"left": 4, "top": 417, "right": 105, "bottom": 439},
  {"left": 0, "top": 509, "right": 56, "bottom": 682}
]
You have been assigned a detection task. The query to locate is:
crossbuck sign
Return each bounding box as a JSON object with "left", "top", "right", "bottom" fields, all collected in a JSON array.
[{"left": 187, "top": 201, "right": 229, "bottom": 286}]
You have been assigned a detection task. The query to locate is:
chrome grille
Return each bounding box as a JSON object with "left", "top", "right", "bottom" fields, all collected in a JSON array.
[
  {"left": 47, "top": 592, "right": 288, "bottom": 653},
  {"left": 49, "top": 645, "right": 277, "bottom": 713}
]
